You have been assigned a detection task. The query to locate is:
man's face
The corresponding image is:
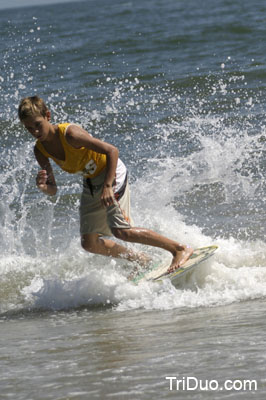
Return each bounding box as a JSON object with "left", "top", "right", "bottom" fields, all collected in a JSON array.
[{"left": 23, "top": 114, "right": 50, "bottom": 141}]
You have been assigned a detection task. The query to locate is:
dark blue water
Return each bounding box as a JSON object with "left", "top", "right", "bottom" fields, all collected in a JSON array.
[{"left": 0, "top": 0, "right": 265, "bottom": 398}]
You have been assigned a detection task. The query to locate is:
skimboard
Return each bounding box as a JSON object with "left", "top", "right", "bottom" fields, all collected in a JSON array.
[{"left": 132, "top": 245, "right": 218, "bottom": 287}]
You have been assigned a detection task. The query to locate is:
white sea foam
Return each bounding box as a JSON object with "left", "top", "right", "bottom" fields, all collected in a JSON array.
[{"left": 0, "top": 231, "right": 261, "bottom": 314}]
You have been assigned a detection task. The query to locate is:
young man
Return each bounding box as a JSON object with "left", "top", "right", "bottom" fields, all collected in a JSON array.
[{"left": 18, "top": 96, "right": 193, "bottom": 273}]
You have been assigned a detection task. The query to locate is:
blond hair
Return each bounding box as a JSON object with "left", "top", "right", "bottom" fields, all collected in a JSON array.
[{"left": 18, "top": 96, "right": 48, "bottom": 121}]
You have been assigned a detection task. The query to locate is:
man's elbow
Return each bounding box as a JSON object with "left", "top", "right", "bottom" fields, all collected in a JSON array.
[{"left": 110, "top": 145, "right": 119, "bottom": 158}]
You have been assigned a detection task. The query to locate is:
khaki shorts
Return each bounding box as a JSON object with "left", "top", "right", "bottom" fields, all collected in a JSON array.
[{"left": 79, "top": 171, "right": 133, "bottom": 236}]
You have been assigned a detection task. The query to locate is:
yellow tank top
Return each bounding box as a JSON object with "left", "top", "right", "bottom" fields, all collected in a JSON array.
[{"left": 35, "top": 123, "right": 107, "bottom": 178}]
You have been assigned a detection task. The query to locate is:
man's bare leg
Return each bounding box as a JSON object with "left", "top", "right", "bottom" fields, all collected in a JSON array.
[
  {"left": 81, "top": 229, "right": 193, "bottom": 273},
  {"left": 112, "top": 227, "right": 193, "bottom": 272},
  {"left": 81, "top": 233, "right": 150, "bottom": 265}
]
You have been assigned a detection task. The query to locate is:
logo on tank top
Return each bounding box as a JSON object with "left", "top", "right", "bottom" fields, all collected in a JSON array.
[{"left": 81, "top": 159, "right": 97, "bottom": 176}]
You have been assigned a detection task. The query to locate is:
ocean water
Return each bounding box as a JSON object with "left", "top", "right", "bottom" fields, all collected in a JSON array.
[{"left": 0, "top": 0, "right": 265, "bottom": 398}]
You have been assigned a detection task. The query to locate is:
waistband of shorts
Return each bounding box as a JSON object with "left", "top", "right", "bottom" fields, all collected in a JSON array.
[{"left": 83, "top": 173, "right": 128, "bottom": 198}]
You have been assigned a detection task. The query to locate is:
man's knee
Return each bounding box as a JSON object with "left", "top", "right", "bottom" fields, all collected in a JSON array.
[
  {"left": 111, "top": 227, "right": 131, "bottom": 241},
  {"left": 81, "top": 234, "right": 98, "bottom": 253}
]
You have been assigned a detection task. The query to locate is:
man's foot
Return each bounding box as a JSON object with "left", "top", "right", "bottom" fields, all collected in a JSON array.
[
  {"left": 136, "top": 252, "right": 152, "bottom": 267},
  {"left": 167, "top": 246, "right": 193, "bottom": 274},
  {"left": 126, "top": 251, "right": 152, "bottom": 280},
  {"left": 125, "top": 250, "right": 152, "bottom": 267}
]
